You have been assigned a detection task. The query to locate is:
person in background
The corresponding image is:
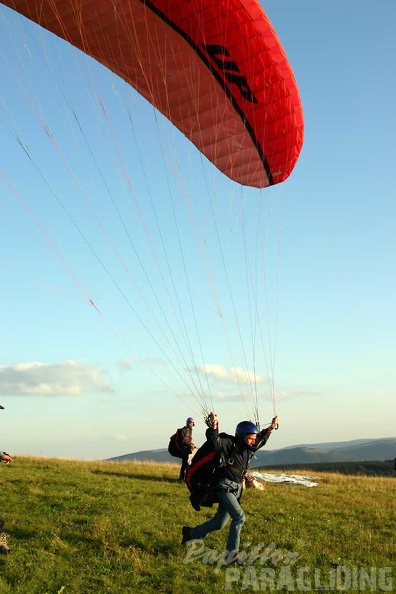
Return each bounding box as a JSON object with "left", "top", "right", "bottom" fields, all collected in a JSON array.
[
  {"left": 179, "top": 417, "right": 196, "bottom": 481},
  {"left": 182, "top": 411, "right": 279, "bottom": 564},
  {"left": 0, "top": 404, "right": 13, "bottom": 555}
]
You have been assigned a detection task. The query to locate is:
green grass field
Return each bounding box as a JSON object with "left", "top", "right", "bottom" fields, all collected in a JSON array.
[{"left": 0, "top": 457, "right": 394, "bottom": 593}]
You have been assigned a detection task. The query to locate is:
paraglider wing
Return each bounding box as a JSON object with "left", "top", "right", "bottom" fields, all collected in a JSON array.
[{"left": 1, "top": 0, "right": 303, "bottom": 188}]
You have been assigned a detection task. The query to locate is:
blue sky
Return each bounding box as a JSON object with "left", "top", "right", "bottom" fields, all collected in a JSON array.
[{"left": 0, "top": 0, "right": 395, "bottom": 460}]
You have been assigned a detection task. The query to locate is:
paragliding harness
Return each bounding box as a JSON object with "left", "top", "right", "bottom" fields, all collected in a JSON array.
[
  {"left": 185, "top": 433, "right": 245, "bottom": 511},
  {"left": 168, "top": 428, "right": 184, "bottom": 459}
]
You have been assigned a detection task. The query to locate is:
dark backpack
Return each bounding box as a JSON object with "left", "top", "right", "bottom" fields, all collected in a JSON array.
[
  {"left": 168, "top": 428, "right": 184, "bottom": 458},
  {"left": 185, "top": 432, "right": 234, "bottom": 511}
]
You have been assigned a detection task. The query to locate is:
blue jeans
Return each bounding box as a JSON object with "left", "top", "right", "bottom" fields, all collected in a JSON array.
[{"left": 189, "top": 479, "right": 245, "bottom": 553}]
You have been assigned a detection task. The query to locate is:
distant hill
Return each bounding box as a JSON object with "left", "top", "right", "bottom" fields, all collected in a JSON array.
[
  {"left": 109, "top": 449, "right": 174, "bottom": 464},
  {"left": 253, "top": 438, "right": 396, "bottom": 466},
  {"left": 107, "top": 437, "right": 396, "bottom": 467},
  {"left": 262, "top": 460, "right": 395, "bottom": 477}
]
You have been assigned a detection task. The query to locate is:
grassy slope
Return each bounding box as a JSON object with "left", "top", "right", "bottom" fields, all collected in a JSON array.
[{"left": 0, "top": 457, "right": 394, "bottom": 593}]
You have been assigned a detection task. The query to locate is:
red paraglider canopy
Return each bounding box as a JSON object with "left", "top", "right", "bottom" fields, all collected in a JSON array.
[{"left": 1, "top": 0, "right": 303, "bottom": 188}]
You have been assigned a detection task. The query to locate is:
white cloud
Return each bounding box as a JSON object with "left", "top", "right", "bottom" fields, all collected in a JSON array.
[
  {"left": 142, "top": 357, "right": 166, "bottom": 366},
  {"left": 211, "top": 390, "right": 244, "bottom": 402},
  {"left": 196, "top": 363, "right": 267, "bottom": 385},
  {"left": 117, "top": 357, "right": 166, "bottom": 372},
  {"left": 198, "top": 364, "right": 229, "bottom": 380},
  {"left": 231, "top": 367, "right": 266, "bottom": 384},
  {"left": 0, "top": 360, "right": 113, "bottom": 396},
  {"left": 118, "top": 358, "right": 134, "bottom": 371}
]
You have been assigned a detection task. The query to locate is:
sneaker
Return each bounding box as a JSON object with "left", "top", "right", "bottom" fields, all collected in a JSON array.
[
  {"left": 233, "top": 554, "right": 245, "bottom": 567},
  {"left": 225, "top": 550, "right": 245, "bottom": 566},
  {"left": 181, "top": 526, "right": 192, "bottom": 545},
  {"left": 0, "top": 533, "right": 11, "bottom": 555}
]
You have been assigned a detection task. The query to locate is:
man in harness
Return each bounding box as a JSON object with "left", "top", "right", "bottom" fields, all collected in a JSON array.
[
  {"left": 179, "top": 417, "right": 196, "bottom": 481},
  {"left": 0, "top": 404, "right": 13, "bottom": 555},
  {"left": 182, "top": 411, "right": 279, "bottom": 563}
]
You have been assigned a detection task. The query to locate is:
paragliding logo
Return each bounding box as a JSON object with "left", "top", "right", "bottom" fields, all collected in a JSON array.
[{"left": 202, "top": 44, "right": 258, "bottom": 104}]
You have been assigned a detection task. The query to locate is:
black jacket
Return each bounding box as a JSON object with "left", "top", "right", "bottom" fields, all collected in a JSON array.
[{"left": 205, "top": 426, "right": 273, "bottom": 484}]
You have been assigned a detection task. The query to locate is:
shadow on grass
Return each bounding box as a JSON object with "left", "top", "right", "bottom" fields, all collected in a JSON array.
[
  {"left": 8, "top": 526, "right": 37, "bottom": 541},
  {"left": 120, "top": 536, "right": 181, "bottom": 556},
  {"left": 91, "top": 469, "right": 180, "bottom": 483},
  {"left": 10, "top": 525, "right": 101, "bottom": 550}
]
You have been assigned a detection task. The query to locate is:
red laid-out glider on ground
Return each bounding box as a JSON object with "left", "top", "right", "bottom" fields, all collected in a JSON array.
[{"left": 1, "top": 0, "right": 303, "bottom": 187}]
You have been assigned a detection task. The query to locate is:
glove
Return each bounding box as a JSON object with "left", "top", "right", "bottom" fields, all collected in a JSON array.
[
  {"left": 270, "top": 416, "right": 279, "bottom": 430},
  {"left": 205, "top": 412, "right": 218, "bottom": 428}
]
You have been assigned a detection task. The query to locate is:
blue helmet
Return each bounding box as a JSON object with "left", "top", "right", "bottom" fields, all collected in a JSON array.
[
  {"left": 186, "top": 417, "right": 195, "bottom": 425},
  {"left": 235, "top": 421, "right": 259, "bottom": 451}
]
